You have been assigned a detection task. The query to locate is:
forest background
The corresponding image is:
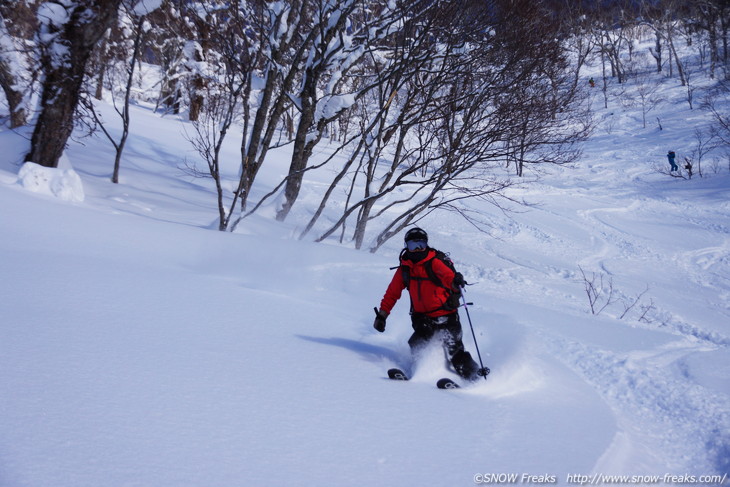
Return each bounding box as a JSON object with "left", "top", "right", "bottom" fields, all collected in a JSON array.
[{"left": 2, "top": 0, "right": 729, "bottom": 250}]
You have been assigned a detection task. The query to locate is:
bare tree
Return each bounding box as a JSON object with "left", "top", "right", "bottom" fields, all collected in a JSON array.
[
  {"left": 296, "top": 0, "right": 590, "bottom": 251},
  {"left": 641, "top": 0, "right": 695, "bottom": 83},
  {"left": 704, "top": 81, "right": 730, "bottom": 145},
  {"left": 666, "top": 17, "right": 689, "bottom": 85},
  {"left": 297, "top": 0, "right": 463, "bottom": 246},
  {"left": 142, "top": 0, "right": 189, "bottom": 114},
  {"left": 650, "top": 28, "right": 664, "bottom": 73},
  {"left": 236, "top": 0, "right": 318, "bottom": 212},
  {"left": 578, "top": 266, "right": 617, "bottom": 316},
  {"left": 694, "top": 0, "right": 723, "bottom": 79},
  {"left": 555, "top": 1, "right": 597, "bottom": 87},
  {"left": 275, "top": 0, "right": 395, "bottom": 222},
  {"left": 687, "top": 126, "right": 722, "bottom": 178},
  {"left": 184, "top": 9, "right": 212, "bottom": 123},
  {"left": 0, "top": 0, "right": 40, "bottom": 128},
  {"left": 0, "top": 14, "right": 28, "bottom": 128},
  {"left": 620, "top": 69, "right": 664, "bottom": 128},
  {"left": 186, "top": 74, "right": 247, "bottom": 230},
  {"left": 180, "top": 1, "right": 262, "bottom": 231},
  {"left": 83, "top": 2, "right": 153, "bottom": 183},
  {"left": 25, "top": 0, "right": 124, "bottom": 168}
]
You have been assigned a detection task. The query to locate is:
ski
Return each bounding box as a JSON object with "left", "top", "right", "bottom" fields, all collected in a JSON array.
[
  {"left": 437, "top": 378, "right": 460, "bottom": 389},
  {"left": 387, "top": 368, "right": 409, "bottom": 380},
  {"left": 388, "top": 368, "right": 461, "bottom": 389}
]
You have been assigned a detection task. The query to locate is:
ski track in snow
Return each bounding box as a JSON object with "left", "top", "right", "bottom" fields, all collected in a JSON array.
[
  {"left": 517, "top": 182, "right": 730, "bottom": 474},
  {"left": 487, "top": 180, "right": 730, "bottom": 474},
  {"left": 443, "top": 162, "right": 730, "bottom": 477},
  {"left": 543, "top": 333, "right": 730, "bottom": 475}
]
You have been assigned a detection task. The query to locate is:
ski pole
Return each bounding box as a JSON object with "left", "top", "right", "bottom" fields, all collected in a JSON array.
[{"left": 460, "top": 291, "right": 489, "bottom": 380}]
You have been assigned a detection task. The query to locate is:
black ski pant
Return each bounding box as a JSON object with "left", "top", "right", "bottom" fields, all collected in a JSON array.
[{"left": 408, "top": 311, "right": 479, "bottom": 380}]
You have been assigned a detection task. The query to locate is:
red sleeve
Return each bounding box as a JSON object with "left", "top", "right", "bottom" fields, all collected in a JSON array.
[
  {"left": 430, "top": 257, "right": 455, "bottom": 290},
  {"left": 379, "top": 268, "right": 406, "bottom": 315}
]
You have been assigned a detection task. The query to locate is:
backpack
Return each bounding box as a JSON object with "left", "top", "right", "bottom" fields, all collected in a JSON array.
[{"left": 396, "top": 248, "right": 465, "bottom": 312}]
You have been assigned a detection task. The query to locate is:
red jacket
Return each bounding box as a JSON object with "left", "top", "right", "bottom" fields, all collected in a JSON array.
[{"left": 380, "top": 249, "right": 456, "bottom": 317}]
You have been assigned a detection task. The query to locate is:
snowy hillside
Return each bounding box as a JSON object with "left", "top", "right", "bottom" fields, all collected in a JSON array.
[{"left": 2, "top": 48, "right": 730, "bottom": 487}]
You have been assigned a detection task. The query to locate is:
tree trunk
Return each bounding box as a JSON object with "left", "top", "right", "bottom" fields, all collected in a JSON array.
[
  {"left": 188, "top": 88, "right": 204, "bottom": 122},
  {"left": 0, "top": 58, "right": 26, "bottom": 128},
  {"left": 721, "top": 11, "right": 729, "bottom": 79},
  {"left": 667, "top": 31, "right": 686, "bottom": 86},
  {"left": 275, "top": 66, "right": 318, "bottom": 222},
  {"left": 0, "top": 16, "right": 26, "bottom": 128},
  {"left": 709, "top": 20, "right": 718, "bottom": 79},
  {"left": 273, "top": 2, "right": 355, "bottom": 222},
  {"left": 601, "top": 48, "right": 609, "bottom": 109},
  {"left": 112, "top": 16, "right": 145, "bottom": 184},
  {"left": 92, "top": 32, "right": 109, "bottom": 100},
  {"left": 238, "top": 0, "right": 313, "bottom": 213},
  {"left": 25, "top": 0, "right": 122, "bottom": 168}
]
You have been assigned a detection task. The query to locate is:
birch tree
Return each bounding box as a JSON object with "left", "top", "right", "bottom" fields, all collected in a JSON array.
[
  {"left": 0, "top": 0, "right": 36, "bottom": 128},
  {"left": 84, "top": 1, "right": 157, "bottom": 183},
  {"left": 302, "top": 0, "right": 590, "bottom": 251},
  {"left": 0, "top": 13, "right": 28, "bottom": 127},
  {"left": 274, "top": 0, "right": 401, "bottom": 222},
  {"left": 236, "top": 0, "right": 316, "bottom": 212},
  {"left": 25, "top": 0, "right": 124, "bottom": 168}
]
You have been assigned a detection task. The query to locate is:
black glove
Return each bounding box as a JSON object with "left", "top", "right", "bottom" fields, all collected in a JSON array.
[
  {"left": 453, "top": 272, "right": 467, "bottom": 289},
  {"left": 373, "top": 307, "right": 388, "bottom": 332}
]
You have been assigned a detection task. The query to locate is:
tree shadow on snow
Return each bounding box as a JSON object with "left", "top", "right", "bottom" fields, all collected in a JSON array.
[{"left": 296, "top": 335, "right": 405, "bottom": 369}]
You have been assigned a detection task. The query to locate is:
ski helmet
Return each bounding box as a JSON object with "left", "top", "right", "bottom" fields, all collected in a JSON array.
[{"left": 404, "top": 227, "right": 428, "bottom": 244}]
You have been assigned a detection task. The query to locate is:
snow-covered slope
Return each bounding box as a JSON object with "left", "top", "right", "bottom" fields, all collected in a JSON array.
[{"left": 1, "top": 65, "right": 729, "bottom": 487}]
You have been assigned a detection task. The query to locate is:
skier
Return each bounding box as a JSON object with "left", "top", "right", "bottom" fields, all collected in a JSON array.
[
  {"left": 373, "top": 227, "right": 486, "bottom": 381},
  {"left": 589, "top": 77, "right": 595, "bottom": 88},
  {"left": 667, "top": 150, "right": 678, "bottom": 171}
]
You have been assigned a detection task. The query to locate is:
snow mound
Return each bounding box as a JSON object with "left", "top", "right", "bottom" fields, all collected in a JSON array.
[{"left": 18, "top": 162, "right": 85, "bottom": 202}]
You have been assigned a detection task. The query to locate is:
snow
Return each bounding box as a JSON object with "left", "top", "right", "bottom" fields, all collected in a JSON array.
[
  {"left": 131, "top": 0, "right": 164, "bottom": 16},
  {"left": 36, "top": 1, "right": 70, "bottom": 29},
  {"left": 1, "top": 45, "right": 730, "bottom": 487},
  {"left": 17, "top": 161, "right": 85, "bottom": 202}
]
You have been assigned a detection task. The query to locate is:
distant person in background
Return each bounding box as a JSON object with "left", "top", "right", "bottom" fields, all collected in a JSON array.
[
  {"left": 667, "top": 150, "right": 678, "bottom": 172},
  {"left": 589, "top": 77, "right": 595, "bottom": 88}
]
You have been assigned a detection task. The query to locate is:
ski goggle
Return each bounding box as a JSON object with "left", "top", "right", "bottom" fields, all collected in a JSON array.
[{"left": 405, "top": 239, "right": 427, "bottom": 251}]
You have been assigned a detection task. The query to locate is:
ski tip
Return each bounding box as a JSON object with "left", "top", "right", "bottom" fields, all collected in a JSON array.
[
  {"left": 388, "top": 368, "right": 409, "bottom": 380},
  {"left": 437, "top": 378, "right": 460, "bottom": 389}
]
